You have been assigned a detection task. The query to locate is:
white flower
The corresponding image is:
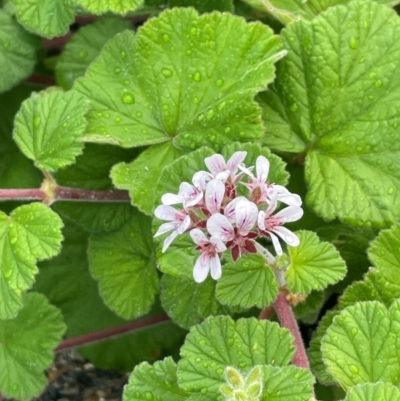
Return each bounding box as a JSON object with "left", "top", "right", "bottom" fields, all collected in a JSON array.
[
  {"left": 205, "top": 179, "right": 225, "bottom": 214},
  {"left": 154, "top": 205, "right": 191, "bottom": 252},
  {"left": 207, "top": 199, "right": 258, "bottom": 261},
  {"left": 257, "top": 192, "right": 303, "bottom": 255},
  {"left": 161, "top": 182, "right": 203, "bottom": 209},
  {"left": 190, "top": 228, "right": 226, "bottom": 283}
]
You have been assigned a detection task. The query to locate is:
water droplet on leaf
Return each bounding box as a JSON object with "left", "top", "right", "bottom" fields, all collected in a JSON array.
[
  {"left": 121, "top": 93, "right": 135, "bottom": 104},
  {"left": 162, "top": 68, "right": 173, "bottom": 78}
]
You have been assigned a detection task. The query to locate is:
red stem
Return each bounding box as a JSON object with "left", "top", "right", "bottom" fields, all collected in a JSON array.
[
  {"left": 56, "top": 314, "right": 170, "bottom": 351},
  {"left": 272, "top": 293, "right": 310, "bottom": 369},
  {"left": 0, "top": 187, "right": 130, "bottom": 203},
  {"left": 259, "top": 305, "right": 274, "bottom": 320}
]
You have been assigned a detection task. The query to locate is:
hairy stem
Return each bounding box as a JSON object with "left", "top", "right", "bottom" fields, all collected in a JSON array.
[
  {"left": 272, "top": 292, "right": 310, "bottom": 369},
  {"left": 56, "top": 314, "right": 170, "bottom": 351},
  {"left": 0, "top": 187, "right": 131, "bottom": 203}
]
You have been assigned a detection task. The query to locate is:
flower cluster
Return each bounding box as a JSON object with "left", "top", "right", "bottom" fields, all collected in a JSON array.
[{"left": 154, "top": 152, "right": 303, "bottom": 283}]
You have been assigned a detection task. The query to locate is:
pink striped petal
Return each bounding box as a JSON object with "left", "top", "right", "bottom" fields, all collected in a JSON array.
[
  {"left": 273, "top": 226, "right": 300, "bottom": 247},
  {"left": 193, "top": 253, "right": 210, "bottom": 283},
  {"left": 225, "top": 196, "right": 247, "bottom": 222},
  {"left": 256, "top": 156, "right": 269, "bottom": 182},
  {"left": 205, "top": 179, "right": 225, "bottom": 214},
  {"left": 209, "top": 255, "right": 222, "bottom": 280},
  {"left": 192, "top": 171, "right": 212, "bottom": 190},
  {"left": 177, "top": 215, "right": 191, "bottom": 234},
  {"left": 154, "top": 205, "right": 179, "bottom": 221},
  {"left": 235, "top": 200, "right": 258, "bottom": 235},
  {"left": 210, "top": 235, "right": 227, "bottom": 253},
  {"left": 178, "top": 182, "right": 193, "bottom": 197},
  {"left": 226, "top": 151, "right": 247, "bottom": 173},
  {"left": 190, "top": 228, "right": 208, "bottom": 245},
  {"left": 205, "top": 154, "right": 226, "bottom": 175},
  {"left": 207, "top": 213, "right": 234, "bottom": 242}
]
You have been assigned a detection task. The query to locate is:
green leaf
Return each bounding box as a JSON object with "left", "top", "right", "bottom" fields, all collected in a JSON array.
[
  {"left": 216, "top": 253, "right": 278, "bottom": 309},
  {"left": 123, "top": 357, "right": 190, "bottom": 401},
  {"left": 344, "top": 383, "right": 400, "bottom": 401},
  {"left": 88, "top": 208, "right": 158, "bottom": 319},
  {"left": 0, "top": 292, "right": 66, "bottom": 400},
  {"left": 169, "top": 0, "right": 233, "bottom": 12},
  {"left": 321, "top": 300, "right": 400, "bottom": 389},
  {"left": 33, "top": 220, "right": 185, "bottom": 372},
  {"left": 73, "top": 8, "right": 283, "bottom": 148},
  {"left": 285, "top": 230, "right": 347, "bottom": 295},
  {"left": 13, "top": 90, "right": 90, "bottom": 172},
  {"left": 0, "top": 202, "right": 63, "bottom": 319},
  {"left": 11, "top": 0, "right": 75, "bottom": 39},
  {"left": 259, "top": 365, "right": 315, "bottom": 401},
  {"left": 262, "top": 0, "right": 400, "bottom": 227},
  {"left": 111, "top": 142, "right": 187, "bottom": 215},
  {"left": 53, "top": 143, "right": 137, "bottom": 232},
  {"left": 0, "top": 84, "right": 42, "bottom": 189},
  {"left": 221, "top": 142, "right": 289, "bottom": 186},
  {"left": 56, "top": 17, "right": 132, "bottom": 90},
  {"left": 161, "top": 275, "right": 231, "bottom": 329},
  {"left": 0, "top": 10, "right": 40, "bottom": 93},
  {"left": 309, "top": 310, "right": 337, "bottom": 385},
  {"left": 75, "top": 0, "right": 144, "bottom": 14},
  {"left": 177, "top": 316, "right": 295, "bottom": 399}
]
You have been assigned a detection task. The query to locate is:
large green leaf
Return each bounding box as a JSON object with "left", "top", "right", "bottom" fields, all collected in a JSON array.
[
  {"left": 123, "top": 357, "right": 190, "bottom": 401},
  {"left": 73, "top": 8, "right": 283, "bottom": 148},
  {"left": 286, "top": 231, "right": 346, "bottom": 295},
  {"left": 344, "top": 383, "right": 400, "bottom": 401},
  {"left": 11, "top": 0, "right": 75, "bottom": 39},
  {"left": 0, "top": 203, "right": 63, "bottom": 319},
  {"left": 53, "top": 143, "right": 137, "bottom": 232},
  {"left": 13, "top": 90, "right": 90, "bottom": 172},
  {"left": 0, "top": 10, "right": 40, "bottom": 93},
  {"left": 33, "top": 220, "right": 185, "bottom": 371},
  {"left": 56, "top": 17, "right": 132, "bottom": 90},
  {"left": 262, "top": 0, "right": 400, "bottom": 227},
  {"left": 0, "top": 292, "right": 66, "bottom": 400},
  {"left": 177, "top": 316, "right": 295, "bottom": 399},
  {"left": 111, "top": 142, "right": 186, "bottom": 215},
  {"left": 169, "top": 0, "right": 233, "bottom": 12},
  {"left": 88, "top": 209, "right": 158, "bottom": 319},
  {"left": 321, "top": 300, "right": 400, "bottom": 389},
  {"left": 216, "top": 253, "right": 278, "bottom": 308},
  {"left": 74, "top": 0, "right": 144, "bottom": 14}
]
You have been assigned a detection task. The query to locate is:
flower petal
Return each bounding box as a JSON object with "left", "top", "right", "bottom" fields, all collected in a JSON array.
[
  {"left": 235, "top": 200, "right": 258, "bottom": 235},
  {"left": 193, "top": 253, "right": 210, "bottom": 283},
  {"left": 209, "top": 255, "right": 222, "bottom": 280},
  {"left": 161, "top": 193, "right": 182, "bottom": 205},
  {"left": 257, "top": 210, "right": 266, "bottom": 230},
  {"left": 178, "top": 182, "right": 194, "bottom": 197},
  {"left": 214, "top": 170, "right": 230, "bottom": 181},
  {"left": 205, "top": 154, "right": 226, "bottom": 175},
  {"left": 269, "top": 232, "right": 283, "bottom": 255},
  {"left": 162, "top": 230, "right": 179, "bottom": 252},
  {"left": 207, "top": 213, "right": 234, "bottom": 242},
  {"left": 205, "top": 179, "right": 225, "bottom": 214},
  {"left": 192, "top": 171, "right": 212, "bottom": 190},
  {"left": 273, "top": 226, "right": 300, "bottom": 247},
  {"left": 210, "top": 235, "right": 227, "bottom": 253},
  {"left": 154, "top": 205, "right": 179, "bottom": 221},
  {"left": 274, "top": 206, "right": 304, "bottom": 223},
  {"left": 190, "top": 228, "right": 208, "bottom": 245},
  {"left": 154, "top": 222, "right": 176, "bottom": 237},
  {"left": 227, "top": 151, "right": 247, "bottom": 174},
  {"left": 224, "top": 196, "right": 247, "bottom": 222},
  {"left": 256, "top": 156, "right": 269, "bottom": 182},
  {"left": 177, "top": 214, "right": 191, "bottom": 234},
  {"left": 273, "top": 185, "right": 302, "bottom": 206}
]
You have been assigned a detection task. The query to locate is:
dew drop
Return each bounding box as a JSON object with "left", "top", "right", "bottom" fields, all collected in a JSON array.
[
  {"left": 121, "top": 93, "right": 135, "bottom": 104},
  {"left": 78, "top": 49, "right": 88, "bottom": 58},
  {"left": 186, "top": 49, "right": 193, "bottom": 55},
  {"left": 216, "top": 368, "right": 224, "bottom": 375},
  {"left": 162, "top": 68, "right": 173, "bottom": 78},
  {"left": 136, "top": 111, "right": 142, "bottom": 118},
  {"left": 96, "top": 111, "right": 103, "bottom": 118},
  {"left": 289, "top": 36, "right": 296, "bottom": 42},
  {"left": 11, "top": 383, "right": 18, "bottom": 391},
  {"left": 203, "top": 361, "right": 208, "bottom": 368},
  {"left": 193, "top": 97, "right": 199, "bottom": 104},
  {"left": 190, "top": 27, "right": 197, "bottom": 35},
  {"left": 4, "top": 268, "right": 12, "bottom": 278},
  {"left": 115, "top": 117, "right": 121, "bottom": 123},
  {"left": 162, "top": 34, "right": 170, "bottom": 42},
  {"left": 224, "top": 127, "right": 231, "bottom": 133},
  {"left": 290, "top": 103, "right": 298, "bottom": 112},
  {"left": 114, "top": 67, "right": 121, "bottom": 74},
  {"left": 349, "top": 364, "right": 359, "bottom": 374},
  {"left": 193, "top": 71, "right": 201, "bottom": 82},
  {"left": 200, "top": 388, "right": 208, "bottom": 394},
  {"left": 121, "top": 51, "right": 127, "bottom": 58},
  {"left": 206, "top": 109, "right": 215, "bottom": 119},
  {"left": 195, "top": 356, "right": 202, "bottom": 363},
  {"left": 33, "top": 115, "right": 40, "bottom": 129},
  {"left": 123, "top": 79, "right": 130, "bottom": 86},
  {"left": 165, "top": 380, "right": 172, "bottom": 389},
  {"left": 145, "top": 391, "right": 153, "bottom": 400},
  {"left": 351, "top": 327, "right": 358, "bottom": 336},
  {"left": 162, "top": 104, "right": 169, "bottom": 110},
  {"left": 369, "top": 72, "right": 377, "bottom": 78},
  {"left": 349, "top": 36, "right": 358, "bottom": 49},
  {"left": 375, "top": 79, "right": 382, "bottom": 87},
  {"left": 216, "top": 79, "right": 224, "bottom": 87},
  {"left": 387, "top": 187, "right": 394, "bottom": 195},
  {"left": 239, "top": 362, "right": 247, "bottom": 368},
  {"left": 199, "top": 338, "right": 206, "bottom": 345}
]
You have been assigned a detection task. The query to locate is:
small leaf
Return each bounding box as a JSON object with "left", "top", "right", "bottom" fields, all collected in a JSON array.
[
  {"left": 262, "top": 0, "right": 400, "bottom": 226},
  {"left": 123, "top": 357, "right": 190, "bottom": 401},
  {"left": 286, "top": 230, "right": 347, "bottom": 295},
  {"left": 88, "top": 208, "right": 158, "bottom": 319},
  {"left": 11, "top": 0, "right": 75, "bottom": 39},
  {"left": 111, "top": 142, "right": 187, "bottom": 216},
  {"left": 73, "top": 8, "right": 283, "bottom": 148},
  {"left": 13, "top": 90, "right": 90, "bottom": 172},
  {"left": 169, "top": 0, "right": 233, "bottom": 12},
  {"left": 0, "top": 292, "right": 66, "bottom": 400},
  {"left": 0, "top": 203, "right": 63, "bottom": 319},
  {"left": 344, "top": 383, "right": 400, "bottom": 401},
  {"left": 75, "top": 0, "right": 144, "bottom": 14},
  {"left": 56, "top": 17, "right": 132, "bottom": 89},
  {"left": 53, "top": 143, "right": 137, "bottom": 232},
  {"left": 0, "top": 10, "right": 40, "bottom": 93},
  {"left": 161, "top": 275, "right": 231, "bottom": 329},
  {"left": 216, "top": 253, "right": 278, "bottom": 309},
  {"left": 177, "top": 316, "right": 295, "bottom": 399},
  {"left": 321, "top": 300, "right": 400, "bottom": 389}
]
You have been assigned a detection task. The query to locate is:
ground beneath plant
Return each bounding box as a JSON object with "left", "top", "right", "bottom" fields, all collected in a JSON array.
[{"left": 5, "top": 350, "right": 128, "bottom": 401}]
